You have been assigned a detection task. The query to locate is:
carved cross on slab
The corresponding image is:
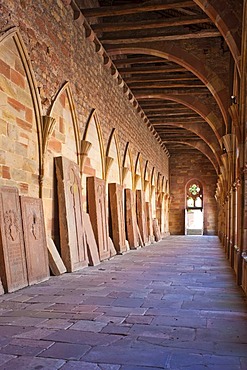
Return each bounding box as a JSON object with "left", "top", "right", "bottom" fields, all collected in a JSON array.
[{"left": 55, "top": 156, "right": 88, "bottom": 272}]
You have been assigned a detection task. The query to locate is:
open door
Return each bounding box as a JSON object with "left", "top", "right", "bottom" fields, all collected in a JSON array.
[{"left": 185, "top": 208, "right": 203, "bottom": 235}]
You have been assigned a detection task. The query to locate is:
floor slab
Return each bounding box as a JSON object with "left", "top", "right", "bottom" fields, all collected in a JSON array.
[{"left": 0, "top": 236, "right": 246, "bottom": 369}]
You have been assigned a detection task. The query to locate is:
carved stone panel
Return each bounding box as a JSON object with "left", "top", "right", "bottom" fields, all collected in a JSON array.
[
  {"left": 20, "top": 197, "right": 50, "bottom": 285},
  {"left": 87, "top": 176, "right": 110, "bottom": 261},
  {"left": 146, "top": 202, "right": 154, "bottom": 242},
  {"left": 136, "top": 190, "right": 148, "bottom": 245},
  {"left": 0, "top": 186, "right": 28, "bottom": 292},
  {"left": 109, "top": 183, "right": 127, "bottom": 254},
  {"left": 125, "top": 188, "right": 139, "bottom": 249},
  {"left": 55, "top": 156, "right": 88, "bottom": 272}
]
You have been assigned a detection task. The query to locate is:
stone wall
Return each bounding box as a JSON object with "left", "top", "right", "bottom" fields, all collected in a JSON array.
[
  {"left": 0, "top": 0, "right": 169, "bottom": 241},
  {"left": 169, "top": 149, "right": 218, "bottom": 235}
]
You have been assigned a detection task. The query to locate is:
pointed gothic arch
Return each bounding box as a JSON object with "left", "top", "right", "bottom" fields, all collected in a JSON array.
[
  {"left": 42, "top": 82, "right": 81, "bottom": 238},
  {"left": 0, "top": 27, "right": 42, "bottom": 196}
]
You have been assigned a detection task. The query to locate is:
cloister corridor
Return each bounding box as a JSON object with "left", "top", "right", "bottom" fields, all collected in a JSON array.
[{"left": 0, "top": 236, "right": 246, "bottom": 370}]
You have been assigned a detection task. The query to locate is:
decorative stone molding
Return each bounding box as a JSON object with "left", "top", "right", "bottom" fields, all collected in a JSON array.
[
  {"left": 134, "top": 173, "right": 141, "bottom": 189},
  {"left": 122, "top": 166, "right": 129, "bottom": 182},
  {"left": 80, "top": 139, "right": 92, "bottom": 173},
  {"left": 144, "top": 179, "right": 149, "bottom": 191},
  {"left": 42, "top": 115, "right": 56, "bottom": 155},
  {"left": 105, "top": 156, "right": 114, "bottom": 179}
]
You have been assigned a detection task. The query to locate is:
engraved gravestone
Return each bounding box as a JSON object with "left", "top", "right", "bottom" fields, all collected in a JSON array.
[
  {"left": 125, "top": 188, "right": 139, "bottom": 249},
  {"left": 55, "top": 156, "right": 88, "bottom": 272},
  {"left": 109, "top": 183, "right": 127, "bottom": 254},
  {"left": 0, "top": 186, "right": 28, "bottom": 292},
  {"left": 20, "top": 197, "right": 49, "bottom": 285},
  {"left": 136, "top": 190, "right": 148, "bottom": 245},
  {"left": 87, "top": 176, "right": 110, "bottom": 261}
]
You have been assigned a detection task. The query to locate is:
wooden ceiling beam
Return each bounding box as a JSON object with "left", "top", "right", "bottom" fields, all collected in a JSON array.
[
  {"left": 140, "top": 101, "right": 181, "bottom": 107},
  {"left": 128, "top": 82, "right": 205, "bottom": 88},
  {"left": 113, "top": 57, "right": 167, "bottom": 66},
  {"left": 102, "top": 30, "right": 221, "bottom": 44},
  {"left": 144, "top": 107, "right": 193, "bottom": 112},
  {"left": 124, "top": 76, "right": 197, "bottom": 83},
  {"left": 118, "top": 66, "right": 186, "bottom": 74},
  {"left": 80, "top": 0, "right": 196, "bottom": 18},
  {"left": 152, "top": 119, "right": 205, "bottom": 124},
  {"left": 92, "top": 15, "right": 211, "bottom": 32},
  {"left": 147, "top": 112, "right": 199, "bottom": 117},
  {"left": 132, "top": 88, "right": 209, "bottom": 94}
]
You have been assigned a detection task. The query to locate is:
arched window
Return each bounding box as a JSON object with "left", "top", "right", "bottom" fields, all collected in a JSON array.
[{"left": 186, "top": 182, "right": 203, "bottom": 209}]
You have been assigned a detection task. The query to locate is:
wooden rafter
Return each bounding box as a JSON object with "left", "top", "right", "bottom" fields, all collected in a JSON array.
[
  {"left": 92, "top": 15, "right": 212, "bottom": 32},
  {"left": 80, "top": 0, "right": 196, "bottom": 18},
  {"left": 102, "top": 30, "right": 221, "bottom": 44},
  {"left": 113, "top": 57, "right": 169, "bottom": 66},
  {"left": 117, "top": 66, "right": 187, "bottom": 74}
]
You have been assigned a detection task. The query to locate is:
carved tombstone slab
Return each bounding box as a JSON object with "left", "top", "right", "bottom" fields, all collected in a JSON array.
[
  {"left": 153, "top": 218, "right": 161, "bottom": 242},
  {"left": 109, "top": 183, "right": 127, "bottom": 254},
  {"left": 0, "top": 187, "right": 28, "bottom": 292},
  {"left": 146, "top": 202, "right": 154, "bottom": 242},
  {"left": 55, "top": 156, "right": 88, "bottom": 272},
  {"left": 20, "top": 197, "right": 49, "bottom": 285},
  {"left": 83, "top": 212, "right": 100, "bottom": 266},
  {"left": 87, "top": 176, "right": 110, "bottom": 261},
  {"left": 47, "top": 237, "right": 67, "bottom": 276},
  {"left": 136, "top": 190, "right": 148, "bottom": 245},
  {"left": 125, "top": 188, "right": 139, "bottom": 249}
]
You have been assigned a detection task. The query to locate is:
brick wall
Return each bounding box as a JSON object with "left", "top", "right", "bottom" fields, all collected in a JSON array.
[
  {"left": 0, "top": 0, "right": 169, "bottom": 241},
  {"left": 169, "top": 150, "right": 217, "bottom": 235}
]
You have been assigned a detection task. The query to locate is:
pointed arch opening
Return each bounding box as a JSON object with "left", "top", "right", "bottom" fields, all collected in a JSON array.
[{"left": 42, "top": 82, "right": 80, "bottom": 241}]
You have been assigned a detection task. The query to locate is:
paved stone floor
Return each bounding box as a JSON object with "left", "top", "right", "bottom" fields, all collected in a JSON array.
[{"left": 0, "top": 236, "right": 246, "bottom": 370}]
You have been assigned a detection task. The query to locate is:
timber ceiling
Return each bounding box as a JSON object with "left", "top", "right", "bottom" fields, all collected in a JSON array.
[{"left": 77, "top": 0, "right": 242, "bottom": 172}]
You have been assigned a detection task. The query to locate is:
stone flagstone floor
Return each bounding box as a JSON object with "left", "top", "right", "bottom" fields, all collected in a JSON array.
[{"left": 0, "top": 236, "right": 246, "bottom": 370}]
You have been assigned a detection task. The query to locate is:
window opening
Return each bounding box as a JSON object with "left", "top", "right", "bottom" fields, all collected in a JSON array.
[{"left": 185, "top": 181, "right": 203, "bottom": 235}]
